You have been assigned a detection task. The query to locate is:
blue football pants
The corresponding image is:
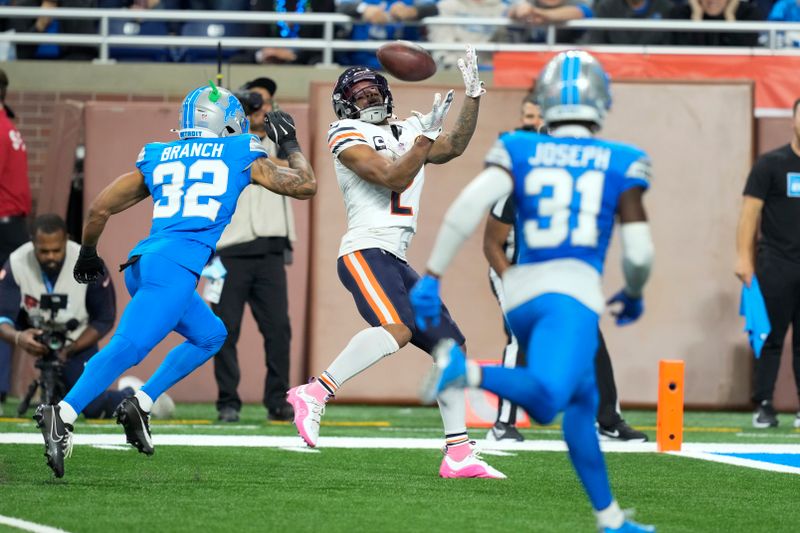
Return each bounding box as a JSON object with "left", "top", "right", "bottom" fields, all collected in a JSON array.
[
  {"left": 480, "top": 293, "right": 613, "bottom": 511},
  {"left": 64, "top": 254, "right": 226, "bottom": 415}
]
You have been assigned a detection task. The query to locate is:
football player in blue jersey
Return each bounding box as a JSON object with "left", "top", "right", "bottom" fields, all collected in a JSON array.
[
  {"left": 410, "top": 51, "right": 656, "bottom": 532},
  {"left": 33, "top": 83, "right": 316, "bottom": 478}
]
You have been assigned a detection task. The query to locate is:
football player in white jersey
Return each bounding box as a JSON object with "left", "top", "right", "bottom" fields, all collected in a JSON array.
[{"left": 286, "top": 46, "right": 504, "bottom": 479}]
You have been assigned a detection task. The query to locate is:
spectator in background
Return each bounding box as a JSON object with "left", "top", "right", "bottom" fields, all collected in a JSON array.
[
  {"left": 736, "top": 97, "right": 800, "bottom": 430},
  {"left": 210, "top": 77, "right": 296, "bottom": 423},
  {"left": 335, "top": 0, "right": 437, "bottom": 68},
  {"left": 232, "top": 0, "right": 335, "bottom": 65},
  {"left": 507, "top": 0, "right": 593, "bottom": 44},
  {"left": 767, "top": 0, "right": 800, "bottom": 47},
  {"left": 0, "top": 215, "right": 173, "bottom": 419},
  {"left": 391, "top": 0, "right": 508, "bottom": 68},
  {"left": 668, "top": 0, "right": 763, "bottom": 46},
  {"left": 0, "top": 68, "right": 31, "bottom": 415},
  {"left": 10, "top": 1, "right": 99, "bottom": 60},
  {"left": 582, "top": 0, "right": 673, "bottom": 45}
]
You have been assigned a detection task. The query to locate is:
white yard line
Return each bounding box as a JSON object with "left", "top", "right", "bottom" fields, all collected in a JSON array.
[
  {"left": 0, "top": 515, "right": 71, "bottom": 533},
  {"left": 675, "top": 451, "right": 800, "bottom": 474}
]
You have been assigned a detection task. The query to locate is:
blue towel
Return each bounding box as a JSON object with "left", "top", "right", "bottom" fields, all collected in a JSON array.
[{"left": 740, "top": 276, "right": 771, "bottom": 359}]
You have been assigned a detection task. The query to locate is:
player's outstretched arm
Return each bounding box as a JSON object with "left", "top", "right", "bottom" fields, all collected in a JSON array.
[
  {"left": 339, "top": 136, "right": 434, "bottom": 193},
  {"left": 251, "top": 155, "right": 317, "bottom": 199},
  {"left": 251, "top": 110, "right": 317, "bottom": 199},
  {"left": 83, "top": 170, "right": 150, "bottom": 248},
  {"left": 427, "top": 45, "right": 484, "bottom": 165}
]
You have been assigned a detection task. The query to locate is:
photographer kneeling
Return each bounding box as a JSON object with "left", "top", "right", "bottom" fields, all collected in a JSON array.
[{"left": 0, "top": 214, "right": 134, "bottom": 418}]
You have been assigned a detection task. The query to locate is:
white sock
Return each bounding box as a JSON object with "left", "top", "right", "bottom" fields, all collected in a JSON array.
[
  {"left": 135, "top": 390, "right": 154, "bottom": 413},
  {"left": 436, "top": 385, "right": 467, "bottom": 437},
  {"left": 596, "top": 500, "right": 625, "bottom": 530},
  {"left": 326, "top": 327, "right": 400, "bottom": 386},
  {"left": 57, "top": 401, "right": 78, "bottom": 426},
  {"left": 466, "top": 361, "right": 482, "bottom": 388}
]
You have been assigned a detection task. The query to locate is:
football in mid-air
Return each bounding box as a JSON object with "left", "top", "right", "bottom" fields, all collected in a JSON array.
[{"left": 376, "top": 41, "right": 437, "bottom": 82}]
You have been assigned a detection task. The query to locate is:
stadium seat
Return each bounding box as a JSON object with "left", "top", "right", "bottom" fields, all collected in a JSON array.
[
  {"left": 177, "top": 22, "right": 245, "bottom": 63},
  {"left": 109, "top": 19, "right": 172, "bottom": 62}
]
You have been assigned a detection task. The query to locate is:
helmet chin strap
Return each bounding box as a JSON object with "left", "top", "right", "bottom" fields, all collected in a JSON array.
[{"left": 358, "top": 105, "right": 388, "bottom": 124}]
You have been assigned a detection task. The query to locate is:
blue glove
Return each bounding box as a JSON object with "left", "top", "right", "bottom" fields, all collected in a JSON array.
[
  {"left": 607, "top": 289, "right": 643, "bottom": 326},
  {"left": 410, "top": 275, "right": 442, "bottom": 331}
]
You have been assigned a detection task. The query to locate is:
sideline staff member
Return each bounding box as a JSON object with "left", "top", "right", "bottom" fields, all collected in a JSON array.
[
  {"left": 736, "top": 97, "right": 800, "bottom": 429},
  {"left": 0, "top": 214, "right": 126, "bottom": 418}
]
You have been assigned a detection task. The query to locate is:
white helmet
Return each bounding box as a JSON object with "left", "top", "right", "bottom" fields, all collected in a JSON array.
[
  {"left": 178, "top": 82, "right": 249, "bottom": 140},
  {"left": 534, "top": 51, "right": 612, "bottom": 130}
]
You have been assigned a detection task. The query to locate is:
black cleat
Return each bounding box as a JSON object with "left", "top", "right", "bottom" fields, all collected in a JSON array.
[
  {"left": 33, "top": 404, "right": 73, "bottom": 478},
  {"left": 217, "top": 406, "right": 240, "bottom": 423},
  {"left": 267, "top": 402, "right": 294, "bottom": 422},
  {"left": 485, "top": 421, "right": 525, "bottom": 442},
  {"left": 599, "top": 420, "right": 649, "bottom": 442},
  {"left": 113, "top": 397, "right": 154, "bottom": 455},
  {"left": 753, "top": 400, "right": 779, "bottom": 429}
]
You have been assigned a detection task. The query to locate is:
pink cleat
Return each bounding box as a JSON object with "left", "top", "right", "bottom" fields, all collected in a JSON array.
[
  {"left": 439, "top": 443, "right": 507, "bottom": 479},
  {"left": 286, "top": 384, "right": 325, "bottom": 447}
]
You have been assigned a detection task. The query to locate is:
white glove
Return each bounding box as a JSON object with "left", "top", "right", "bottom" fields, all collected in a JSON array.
[
  {"left": 408, "top": 90, "right": 455, "bottom": 141},
  {"left": 458, "top": 44, "right": 485, "bottom": 98}
]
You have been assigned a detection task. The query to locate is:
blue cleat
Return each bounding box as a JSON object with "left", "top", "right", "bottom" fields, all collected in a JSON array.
[
  {"left": 419, "top": 338, "right": 468, "bottom": 404},
  {"left": 603, "top": 519, "right": 656, "bottom": 533}
]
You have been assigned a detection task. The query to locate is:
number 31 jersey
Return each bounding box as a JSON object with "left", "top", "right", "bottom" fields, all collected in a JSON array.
[
  {"left": 130, "top": 134, "right": 267, "bottom": 275},
  {"left": 328, "top": 118, "right": 425, "bottom": 261},
  {"left": 487, "top": 130, "right": 651, "bottom": 273}
]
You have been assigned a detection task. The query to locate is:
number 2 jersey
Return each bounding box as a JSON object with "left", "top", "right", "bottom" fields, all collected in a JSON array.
[
  {"left": 129, "top": 134, "right": 268, "bottom": 275},
  {"left": 486, "top": 130, "right": 651, "bottom": 313},
  {"left": 328, "top": 118, "right": 426, "bottom": 261}
]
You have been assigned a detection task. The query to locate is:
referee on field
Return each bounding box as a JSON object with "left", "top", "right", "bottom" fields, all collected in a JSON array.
[{"left": 736, "top": 97, "right": 800, "bottom": 429}]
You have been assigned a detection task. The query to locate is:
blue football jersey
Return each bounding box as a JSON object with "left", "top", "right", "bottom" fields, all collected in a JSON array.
[
  {"left": 129, "top": 134, "right": 268, "bottom": 274},
  {"left": 485, "top": 131, "right": 650, "bottom": 273}
]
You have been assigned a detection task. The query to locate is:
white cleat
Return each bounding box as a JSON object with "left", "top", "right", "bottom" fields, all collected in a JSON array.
[
  {"left": 286, "top": 384, "right": 325, "bottom": 447},
  {"left": 439, "top": 442, "right": 506, "bottom": 479}
]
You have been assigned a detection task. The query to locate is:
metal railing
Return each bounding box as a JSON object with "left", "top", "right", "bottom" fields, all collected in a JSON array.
[{"left": 3, "top": 6, "right": 800, "bottom": 65}]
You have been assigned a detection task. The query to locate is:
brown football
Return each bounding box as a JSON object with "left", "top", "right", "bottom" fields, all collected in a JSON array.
[{"left": 376, "top": 41, "right": 437, "bottom": 82}]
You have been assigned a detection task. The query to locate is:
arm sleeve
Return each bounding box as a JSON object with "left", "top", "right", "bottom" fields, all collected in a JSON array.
[
  {"left": 85, "top": 265, "right": 117, "bottom": 338},
  {"left": 427, "top": 166, "right": 514, "bottom": 275},
  {"left": 327, "top": 122, "right": 370, "bottom": 158},
  {"left": 0, "top": 261, "right": 21, "bottom": 327},
  {"left": 743, "top": 156, "right": 771, "bottom": 200}
]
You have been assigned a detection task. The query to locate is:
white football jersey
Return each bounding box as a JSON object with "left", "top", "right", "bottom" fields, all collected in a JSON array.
[{"left": 328, "top": 118, "right": 425, "bottom": 260}]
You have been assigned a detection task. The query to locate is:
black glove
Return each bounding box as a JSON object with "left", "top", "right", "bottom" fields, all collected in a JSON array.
[
  {"left": 264, "top": 110, "right": 301, "bottom": 154},
  {"left": 74, "top": 246, "right": 105, "bottom": 284}
]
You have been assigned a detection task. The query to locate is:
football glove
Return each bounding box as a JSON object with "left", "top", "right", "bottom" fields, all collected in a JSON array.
[
  {"left": 607, "top": 289, "right": 644, "bottom": 326},
  {"left": 408, "top": 90, "right": 454, "bottom": 142},
  {"left": 458, "top": 45, "right": 485, "bottom": 98},
  {"left": 74, "top": 246, "right": 106, "bottom": 284},
  {"left": 264, "top": 110, "right": 301, "bottom": 154},
  {"left": 410, "top": 274, "right": 442, "bottom": 331}
]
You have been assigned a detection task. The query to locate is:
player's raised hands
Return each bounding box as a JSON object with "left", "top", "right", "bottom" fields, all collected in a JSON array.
[
  {"left": 265, "top": 110, "right": 301, "bottom": 154},
  {"left": 410, "top": 274, "right": 442, "bottom": 331},
  {"left": 458, "top": 45, "right": 485, "bottom": 98},
  {"left": 74, "top": 246, "right": 106, "bottom": 284},
  {"left": 408, "top": 90, "right": 454, "bottom": 141},
  {"left": 607, "top": 289, "right": 644, "bottom": 326}
]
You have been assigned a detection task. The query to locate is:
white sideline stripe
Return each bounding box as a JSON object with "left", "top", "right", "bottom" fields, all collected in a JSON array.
[
  {"left": 0, "top": 515, "right": 70, "bottom": 533},
  {"left": 2, "top": 433, "right": 800, "bottom": 454},
  {"left": 675, "top": 451, "right": 800, "bottom": 475}
]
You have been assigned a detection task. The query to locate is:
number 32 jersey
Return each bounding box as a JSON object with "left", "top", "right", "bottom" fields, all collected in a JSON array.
[
  {"left": 487, "top": 130, "right": 651, "bottom": 313},
  {"left": 328, "top": 118, "right": 425, "bottom": 261},
  {"left": 130, "top": 134, "right": 268, "bottom": 275}
]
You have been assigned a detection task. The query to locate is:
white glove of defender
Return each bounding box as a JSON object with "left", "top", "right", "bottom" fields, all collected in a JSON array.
[
  {"left": 458, "top": 45, "right": 485, "bottom": 98},
  {"left": 408, "top": 90, "right": 455, "bottom": 141}
]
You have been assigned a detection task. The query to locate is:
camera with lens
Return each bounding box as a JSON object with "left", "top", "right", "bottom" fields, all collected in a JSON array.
[
  {"left": 17, "top": 293, "right": 78, "bottom": 415},
  {"left": 233, "top": 90, "right": 264, "bottom": 116}
]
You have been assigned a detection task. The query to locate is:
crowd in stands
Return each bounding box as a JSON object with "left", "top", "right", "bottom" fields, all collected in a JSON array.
[{"left": 0, "top": 0, "right": 798, "bottom": 65}]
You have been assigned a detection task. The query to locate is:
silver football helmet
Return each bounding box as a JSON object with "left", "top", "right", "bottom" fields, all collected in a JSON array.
[
  {"left": 178, "top": 82, "right": 249, "bottom": 140},
  {"left": 533, "top": 51, "right": 612, "bottom": 130}
]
